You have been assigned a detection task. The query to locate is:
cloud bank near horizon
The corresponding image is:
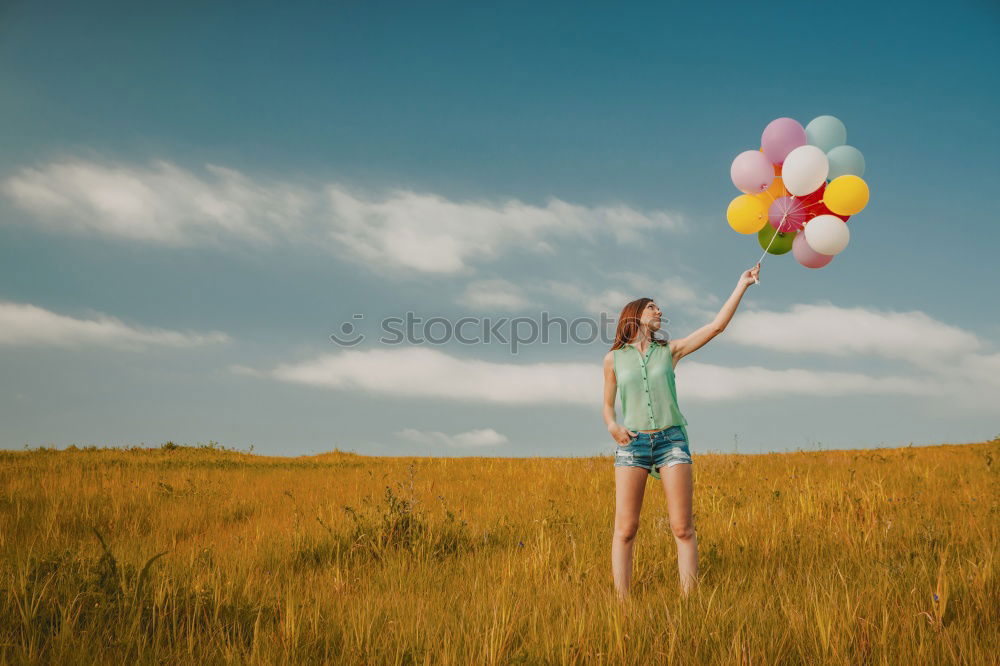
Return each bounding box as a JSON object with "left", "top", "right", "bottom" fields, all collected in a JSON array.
[{"left": 232, "top": 301, "right": 999, "bottom": 409}]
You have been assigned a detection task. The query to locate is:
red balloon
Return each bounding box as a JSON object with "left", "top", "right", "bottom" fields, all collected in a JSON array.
[
  {"left": 799, "top": 182, "right": 825, "bottom": 205},
  {"left": 795, "top": 183, "right": 849, "bottom": 222}
]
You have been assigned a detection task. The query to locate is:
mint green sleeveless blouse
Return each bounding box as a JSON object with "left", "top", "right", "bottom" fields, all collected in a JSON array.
[{"left": 613, "top": 341, "right": 687, "bottom": 431}]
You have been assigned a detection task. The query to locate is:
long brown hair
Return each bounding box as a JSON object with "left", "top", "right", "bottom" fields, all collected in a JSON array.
[{"left": 610, "top": 297, "right": 669, "bottom": 351}]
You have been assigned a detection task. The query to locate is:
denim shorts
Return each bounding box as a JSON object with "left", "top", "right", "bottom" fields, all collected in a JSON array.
[{"left": 613, "top": 425, "right": 692, "bottom": 479}]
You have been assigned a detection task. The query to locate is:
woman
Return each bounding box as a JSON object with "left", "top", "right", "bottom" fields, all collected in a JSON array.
[{"left": 602, "top": 263, "right": 760, "bottom": 600}]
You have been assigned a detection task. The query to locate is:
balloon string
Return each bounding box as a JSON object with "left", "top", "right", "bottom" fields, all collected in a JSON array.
[
  {"left": 756, "top": 225, "right": 780, "bottom": 267},
  {"left": 752, "top": 174, "right": 822, "bottom": 275},
  {"left": 756, "top": 176, "right": 786, "bottom": 266}
]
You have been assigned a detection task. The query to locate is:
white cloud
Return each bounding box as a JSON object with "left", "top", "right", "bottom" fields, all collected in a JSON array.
[
  {"left": 951, "top": 351, "right": 1000, "bottom": 388},
  {"left": 2, "top": 160, "right": 311, "bottom": 246},
  {"left": 458, "top": 279, "right": 536, "bottom": 310},
  {"left": 396, "top": 427, "right": 508, "bottom": 448},
  {"left": 582, "top": 289, "right": 638, "bottom": 318},
  {"left": 537, "top": 279, "right": 590, "bottom": 304},
  {"left": 2, "top": 158, "right": 686, "bottom": 275},
  {"left": 267, "top": 347, "right": 597, "bottom": 405},
  {"left": 675, "top": 361, "right": 931, "bottom": 400},
  {"left": 599, "top": 271, "right": 713, "bottom": 307},
  {"left": 724, "top": 302, "right": 984, "bottom": 363},
  {"left": 720, "top": 302, "right": 1000, "bottom": 407},
  {"left": 249, "top": 346, "right": 937, "bottom": 405},
  {"left": 928, "top": 350, "right": 1000, "bottom": 408},
  {"left": 0, "top": 300, "right": 230, "bottom": 350},
  {"left": 539, "top": 273, "right": 716, "bottom": 318}
]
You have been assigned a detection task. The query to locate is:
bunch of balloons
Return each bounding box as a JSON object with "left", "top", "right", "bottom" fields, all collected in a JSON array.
[{"left": 726, "top": 115, "right": 869, "bottom": 269}]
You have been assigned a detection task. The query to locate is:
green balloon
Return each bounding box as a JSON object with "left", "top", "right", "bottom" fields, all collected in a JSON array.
[{"left": 758, "top": 225, "right": 795, "bottom": 255}]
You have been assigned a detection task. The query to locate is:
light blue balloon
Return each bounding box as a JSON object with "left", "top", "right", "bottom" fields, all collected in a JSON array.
[
  {"left": 805, "top": 115, "right": 847, "bottom": 152},
  {"left": 827, "top": 145, "right": 866, "bottom": 180}
]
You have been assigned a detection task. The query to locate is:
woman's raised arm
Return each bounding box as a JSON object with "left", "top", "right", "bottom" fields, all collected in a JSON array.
[{"left": 670, "top": 264, "right": 759, "bottom": 363}]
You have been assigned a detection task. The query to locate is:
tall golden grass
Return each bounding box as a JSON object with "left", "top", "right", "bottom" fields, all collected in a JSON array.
[{"left": 1, "top": 439, "right": 996, "bottom": 664}]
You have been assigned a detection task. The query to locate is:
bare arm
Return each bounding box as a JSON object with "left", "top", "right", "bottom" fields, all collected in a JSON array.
[
  {"left": 602, "top": 352, "right": 618, "bottom": 429},
  {"left": 670, "top": 264, "right": 760, "bottom": 364},
  {"left": 603, "top": 352, "right": 635, "bottom": 445}
]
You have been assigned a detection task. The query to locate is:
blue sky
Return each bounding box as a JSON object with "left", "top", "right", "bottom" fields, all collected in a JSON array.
[{"left": 1, "top": 1, "right": 998, "bottom": 456}]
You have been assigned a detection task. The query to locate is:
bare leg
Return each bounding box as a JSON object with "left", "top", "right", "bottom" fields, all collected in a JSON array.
[
  {"left": 660, "top": 462, "right": 698, "bottom": 596},
  {"left": 612, "top": 466, "right": 648, "bottom": 600}
]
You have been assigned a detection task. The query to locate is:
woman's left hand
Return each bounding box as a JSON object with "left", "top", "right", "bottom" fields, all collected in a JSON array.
[{"left": 739, "top": 263, "right": 761, "bottom": 288}]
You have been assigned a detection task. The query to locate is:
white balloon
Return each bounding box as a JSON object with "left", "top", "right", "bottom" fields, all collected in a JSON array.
[
  {"left": 782, "top": 145, "right": 829, "bottom": 196},
  {"left": 804, "top": 214, "right": 850, "bottom": 255}
]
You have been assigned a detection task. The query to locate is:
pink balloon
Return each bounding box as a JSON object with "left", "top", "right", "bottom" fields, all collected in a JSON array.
[
  {"left": 761, "top": 118, "right": 807, "bottom": 165},
  {"left": 730, "top": 150, "right": 773, "bottom": 194},
  {"left": 793, "top": 230, "right": 834, "bottom": 269},
  {"left": 768, "top": 196, "right": 806, "bottom": 232}
]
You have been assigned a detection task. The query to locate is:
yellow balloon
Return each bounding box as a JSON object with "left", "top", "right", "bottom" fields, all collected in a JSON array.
[
  {"left": 824, "top": 175, "right": 869, "bottom": 216},
  {"left": 727, "top": 194, "right": 768, "bottom": 234}
]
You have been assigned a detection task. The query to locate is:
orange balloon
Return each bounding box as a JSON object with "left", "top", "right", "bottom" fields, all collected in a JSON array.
[{"left": 755, "top": 173, "right": 789, "bottom": 207}]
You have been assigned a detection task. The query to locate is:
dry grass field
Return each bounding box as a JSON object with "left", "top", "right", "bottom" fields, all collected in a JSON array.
[{"left": 0, "top": 439, "right": 997, "bottom": 664}]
